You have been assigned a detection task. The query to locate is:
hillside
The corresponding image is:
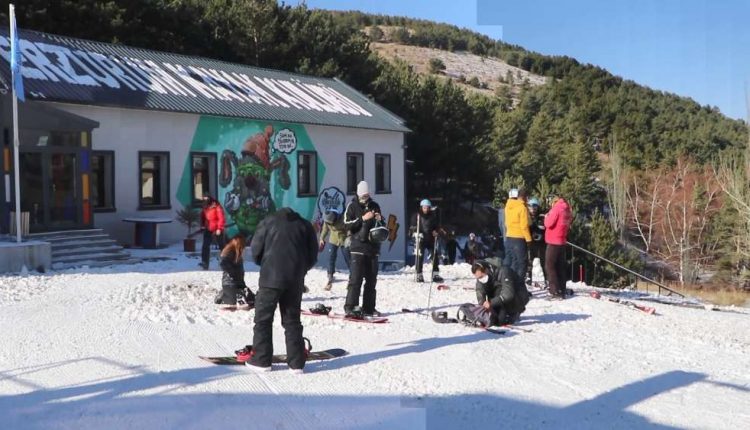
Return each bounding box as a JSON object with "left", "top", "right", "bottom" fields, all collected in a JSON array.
[
  {"left": 371, "top": 41, "right": 547, "bottom": 101},
  {"left": 0, "top": 251, "right": 748, "bottom": 429}
]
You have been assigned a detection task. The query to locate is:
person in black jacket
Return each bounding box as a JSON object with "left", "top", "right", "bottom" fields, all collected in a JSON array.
[
  {"left": 246, "top": 207, "right": 318, "bottom": 373},
  {"left": 215, "top": 235, "right": 255, "bottom": 308},
  {"left": 343, "top": 181, "right": 383, "bottom": 317},
  {"left": 471, "top": 258, "right": 529, "bottom": 326},
  {"left": 410, "top": 199, "right": 444, "bottom": 283}
]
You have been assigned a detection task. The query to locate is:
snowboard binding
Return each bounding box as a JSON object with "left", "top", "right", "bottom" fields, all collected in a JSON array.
[{"left": 309, "top": 303, "right": 332, "bottom": 315}]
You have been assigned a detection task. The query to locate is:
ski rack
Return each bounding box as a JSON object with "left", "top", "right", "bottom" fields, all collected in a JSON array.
[{"left": 566, "top": 241, "right": 684, "bottom": 298}]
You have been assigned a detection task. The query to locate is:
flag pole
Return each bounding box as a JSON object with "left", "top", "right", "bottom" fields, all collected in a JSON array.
[{"left": 10, "top": 3, "right": 21, "bottom": 243}]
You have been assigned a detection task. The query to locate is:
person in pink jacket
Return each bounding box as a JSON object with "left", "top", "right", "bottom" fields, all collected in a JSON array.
[{"left": 544, "top": 193, "right": 573, "bottom": 299}]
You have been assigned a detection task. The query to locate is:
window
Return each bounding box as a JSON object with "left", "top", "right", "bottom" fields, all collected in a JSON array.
[
  {"left": 91, "top": 151, "right": 115, "bottom": 211},
  {"left": 346, "top": 153, "right": 364, "bottom": 195},
  {"left": 375, "top": 154, "right": 391, "bottom": 194},
  {"left": 297, "top": 151, "right": 317, "bottom": 197},
  {"left": 138, "top": 151, "right": 170, "bottom": 209},
  {"left": 190, "top": 152, "right": 217, "bottom": 205}
]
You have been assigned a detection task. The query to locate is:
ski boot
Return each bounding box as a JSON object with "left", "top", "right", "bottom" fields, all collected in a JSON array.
[
  {"left": 363, "top": 308, "right": 381, "bottom": 317},
  {"left": 416, "top": 273, "right": 425, "bottom": 283},
  {"left": 432, "top": 272, "right": 444, "bottom": 283},
  {"left": 345, "top": 306, "right": 364, "bottom": 320}
]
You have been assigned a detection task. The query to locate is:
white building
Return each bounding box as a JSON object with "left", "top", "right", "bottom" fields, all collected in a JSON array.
[{"left": 0, "top": 28, "right": 409, "bottom": 265}]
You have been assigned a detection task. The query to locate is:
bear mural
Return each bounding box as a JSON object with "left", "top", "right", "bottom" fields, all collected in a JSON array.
[{"left": 219, "top": 125, "right": 291, "bottom": 237}]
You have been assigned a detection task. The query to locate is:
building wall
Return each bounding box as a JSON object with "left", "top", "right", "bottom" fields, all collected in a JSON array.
[
  {"left": 305, "top": 124, "right": 406, "bottom": 263},
  {"left": 48, "top": 103, "right": 407, "bottom": 262}
]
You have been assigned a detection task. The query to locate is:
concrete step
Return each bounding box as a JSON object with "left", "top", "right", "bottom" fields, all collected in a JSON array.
[
  {"left": 43, "top": 234, "right": 113, "bottom": 244},
  {"left": 27, "top": 229, "right": 106, "bottom": 240},
  {"left": 52, "top": 258, "right": 142, "bottom": 270},
  {"left": 52, "top": 245, "right": 125, "bottom": 258},
  {"left": 49, "top": 238, "right": 118, "bottom": 250},
  {"left": 53, "top": 252, "right": 132, "bottom": 264}
]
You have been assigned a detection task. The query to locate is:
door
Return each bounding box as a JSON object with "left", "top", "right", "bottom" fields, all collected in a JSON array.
[
  {"left": 48, "top": 152, "right": 79, "bottom": 228},
  {"left": 18, "top": 150, "right": 82, "bottom": 232}
]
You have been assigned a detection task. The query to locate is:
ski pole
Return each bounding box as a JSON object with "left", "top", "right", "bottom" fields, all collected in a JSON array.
[{"left": 426, "top": 236, "right": 438, "bottom": 312}]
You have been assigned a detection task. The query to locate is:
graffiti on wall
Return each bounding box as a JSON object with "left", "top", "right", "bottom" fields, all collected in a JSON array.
[
  {"left": 177, "top": 117, "right": 323, "bottom": 238},
  {"left": 312, "top": 186, "right": 345, "bottom": 232},
  {"left": 218, "top": 125, "right": 293, "bottom": 236}
]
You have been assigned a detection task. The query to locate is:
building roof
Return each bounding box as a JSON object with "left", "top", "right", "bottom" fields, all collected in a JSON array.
[{"left": 0, "top": 28, "right": 409, "bottom": 133}]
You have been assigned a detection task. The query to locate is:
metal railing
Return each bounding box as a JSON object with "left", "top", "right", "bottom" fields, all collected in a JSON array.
[{"left": 566, "top": 241, "right": 685, "bottom": 298}]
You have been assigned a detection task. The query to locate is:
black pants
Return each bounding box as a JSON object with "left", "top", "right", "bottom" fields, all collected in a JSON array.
[
  {"left": 490, "top": 305, "right": 516, "bottom": 326},
  {"left": 201, "top": 229, "right": 225, "bottom": 267},
  {"left": 250, "top": 285, "right": 305, "bottom": 369},
  {"left": 446, "top": 241, "right": 458, "bottom": 265},
  {"left": 545, "top": 244, "right": 567, "bottom": 296},
  {"left": 504, "top": 238, "right": 528, "bottom": 282},
  {"left": 346, "top": 253, "right": 378, "bottom": 313},
  {"left": 415, "top": 239, "right": 439, "bottom": 274}
]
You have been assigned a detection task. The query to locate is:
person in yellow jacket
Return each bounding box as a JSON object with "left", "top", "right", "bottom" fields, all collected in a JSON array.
[
  {"left": 503, "top": 188, "right": 532, "bottom": 283},
  {"left": 319, "top": 208, "right": 351, "bottom": 290}
]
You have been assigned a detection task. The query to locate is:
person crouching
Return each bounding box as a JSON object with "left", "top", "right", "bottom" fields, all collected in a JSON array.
[
  {"left": 470, "top": 259, "right": 529, "bottom": 326},
  {"left": 216, "top": 235, "right": 255, "bottom": 309}
]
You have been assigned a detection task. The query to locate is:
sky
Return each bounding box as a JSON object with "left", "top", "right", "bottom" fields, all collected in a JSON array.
[{"left": 299, "top": 0, "right": 749, "bottom": 120}]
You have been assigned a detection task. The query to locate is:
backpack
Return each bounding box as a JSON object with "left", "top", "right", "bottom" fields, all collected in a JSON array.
[{"left": 456, "top": 303, "right": 493, "bottom": 328}]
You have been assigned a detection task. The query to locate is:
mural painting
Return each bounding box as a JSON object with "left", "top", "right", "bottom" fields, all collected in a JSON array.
[{"left": 177, "top": 117, "right": 323, "bottom": 238}]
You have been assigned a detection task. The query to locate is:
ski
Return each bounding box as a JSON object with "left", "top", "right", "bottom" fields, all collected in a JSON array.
[
  {"left": 589, "top": 291, "right": 656, "bottom": 315},
  {"left": 200, "top": 348, "right": 347, "bottom": 365}
]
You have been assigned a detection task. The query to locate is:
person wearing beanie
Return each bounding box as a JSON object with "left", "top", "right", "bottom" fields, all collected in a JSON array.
[
  {"left": 544, "top": 193, "right": 573, "bottom": 299},
  {"left": 410, "top": 199, "right": 444, "bottom": 283},
  {"left": 503, "top": 188, "right": 532, "bottom": 283},
  {"left": 343, "top": 181, "right": 383, "bottom": 317}
]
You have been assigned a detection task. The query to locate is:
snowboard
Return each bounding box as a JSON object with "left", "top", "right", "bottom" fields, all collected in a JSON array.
[
  {"left": 589, "top": 291, "right": 656, "bottom": 314},
  {"left": 219, "top": 304, "right": 254, "bottom": 312},
  {"left": 200, "top": 348, "right": 348, "bottom": 365},
  {"left": 301, "top": 309, "right": 388, "bottom": 323}
]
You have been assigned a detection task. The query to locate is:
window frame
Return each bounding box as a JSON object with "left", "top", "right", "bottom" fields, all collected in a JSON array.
[
  {"left": 189, "top": 152, "right": 217, "bottom": 207},
  {"left": 346, "top": 152, "right": 365, "bottom": 195},
  {"left": 374, "top": 153, "right": 392, "bottom": 194},
  {"left": 296, "top": 151, "right": 318, "bottom": 197},
  {"left": 91, "top": 150, "right": 116, "bottom": 213},
  {"left": 137, "top": 151, "right": 171, "bottom": 211}
]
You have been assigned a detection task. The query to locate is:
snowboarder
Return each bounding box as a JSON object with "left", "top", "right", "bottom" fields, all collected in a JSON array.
[
  {"left": 471, "top": 258, "right": 529, "bottom": 326},
  {"left": 544, "top": 192, "right": 573, "bottom": 300},
  {"left": 215, "top": 234, "right": 255, "bottom": 308},
  {"left": 246, "top": 207, "right": 318, "bottom": 373},
  {"left": 343, "top": 181, "right": 385, "bottom": 317},
  {"left": 410, "top": 199, "right": 444, "bottom": 283},
  {"left": 443, "top": 229, "right": 460, "bottom": 265},
  {"left": 319, "top": 208, "right": 351, "bottom": 290},
  {"left": 200, "top": 195, "right": 226, "bottom": 270},
  {"left": 527, "top": 197, "right": 546, "bottom": 280},
  {"left": 503, "top": 188, "right": 532, "bottom": 283},
  {"left": 462, "top": 232, "right": 485, "bottom": 265}
]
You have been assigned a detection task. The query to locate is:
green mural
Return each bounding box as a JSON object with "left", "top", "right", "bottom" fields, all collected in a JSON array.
[{"left": 177, "top": 116, "right": 325, "bottom": 238}]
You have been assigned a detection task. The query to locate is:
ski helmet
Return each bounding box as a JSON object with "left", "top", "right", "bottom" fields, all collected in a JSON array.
[
  {"left": 508, "top": 188, "right": 519, "bottom": 198},
  {"left": 323, "top": 208, "right": 340, "bottom": 225},
  {"left": 420, "top": 199, "right": 432, "bottom": 208},
  {"left": 528, "top": 197, "right": 540, "bottom": 207},
  {"left": 369, "top": 221, "right": 389, "bottom": 243}
]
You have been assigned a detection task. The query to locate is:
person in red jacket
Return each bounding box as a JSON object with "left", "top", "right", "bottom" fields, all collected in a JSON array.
[
  {"left": 200, "top": 195, "right": 226, "bottom": 270},
  {"left": 544, "top": 193, "right": 573, "bottom": 299}
]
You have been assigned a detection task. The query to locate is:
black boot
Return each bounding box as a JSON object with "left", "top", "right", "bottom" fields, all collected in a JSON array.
[{"left": 416, "top": 273, "right": 424, "bottom": 283}]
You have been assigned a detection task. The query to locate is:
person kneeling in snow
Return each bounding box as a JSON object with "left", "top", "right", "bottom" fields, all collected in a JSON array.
[
  {"left": 470, "top": 259, "right": 529, "bottom": 326},
  {"left": 214, "top": 235, "right": 254, "bottom": 308}
]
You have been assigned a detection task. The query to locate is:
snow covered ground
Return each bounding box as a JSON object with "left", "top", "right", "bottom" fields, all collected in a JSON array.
[{"left": 1, "top": 247, "right": 749, "bottom": 430}]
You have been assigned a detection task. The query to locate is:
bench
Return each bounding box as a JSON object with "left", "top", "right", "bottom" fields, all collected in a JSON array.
[{"left": 122, "top": 217, "right": 173, "bottom": 249}]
